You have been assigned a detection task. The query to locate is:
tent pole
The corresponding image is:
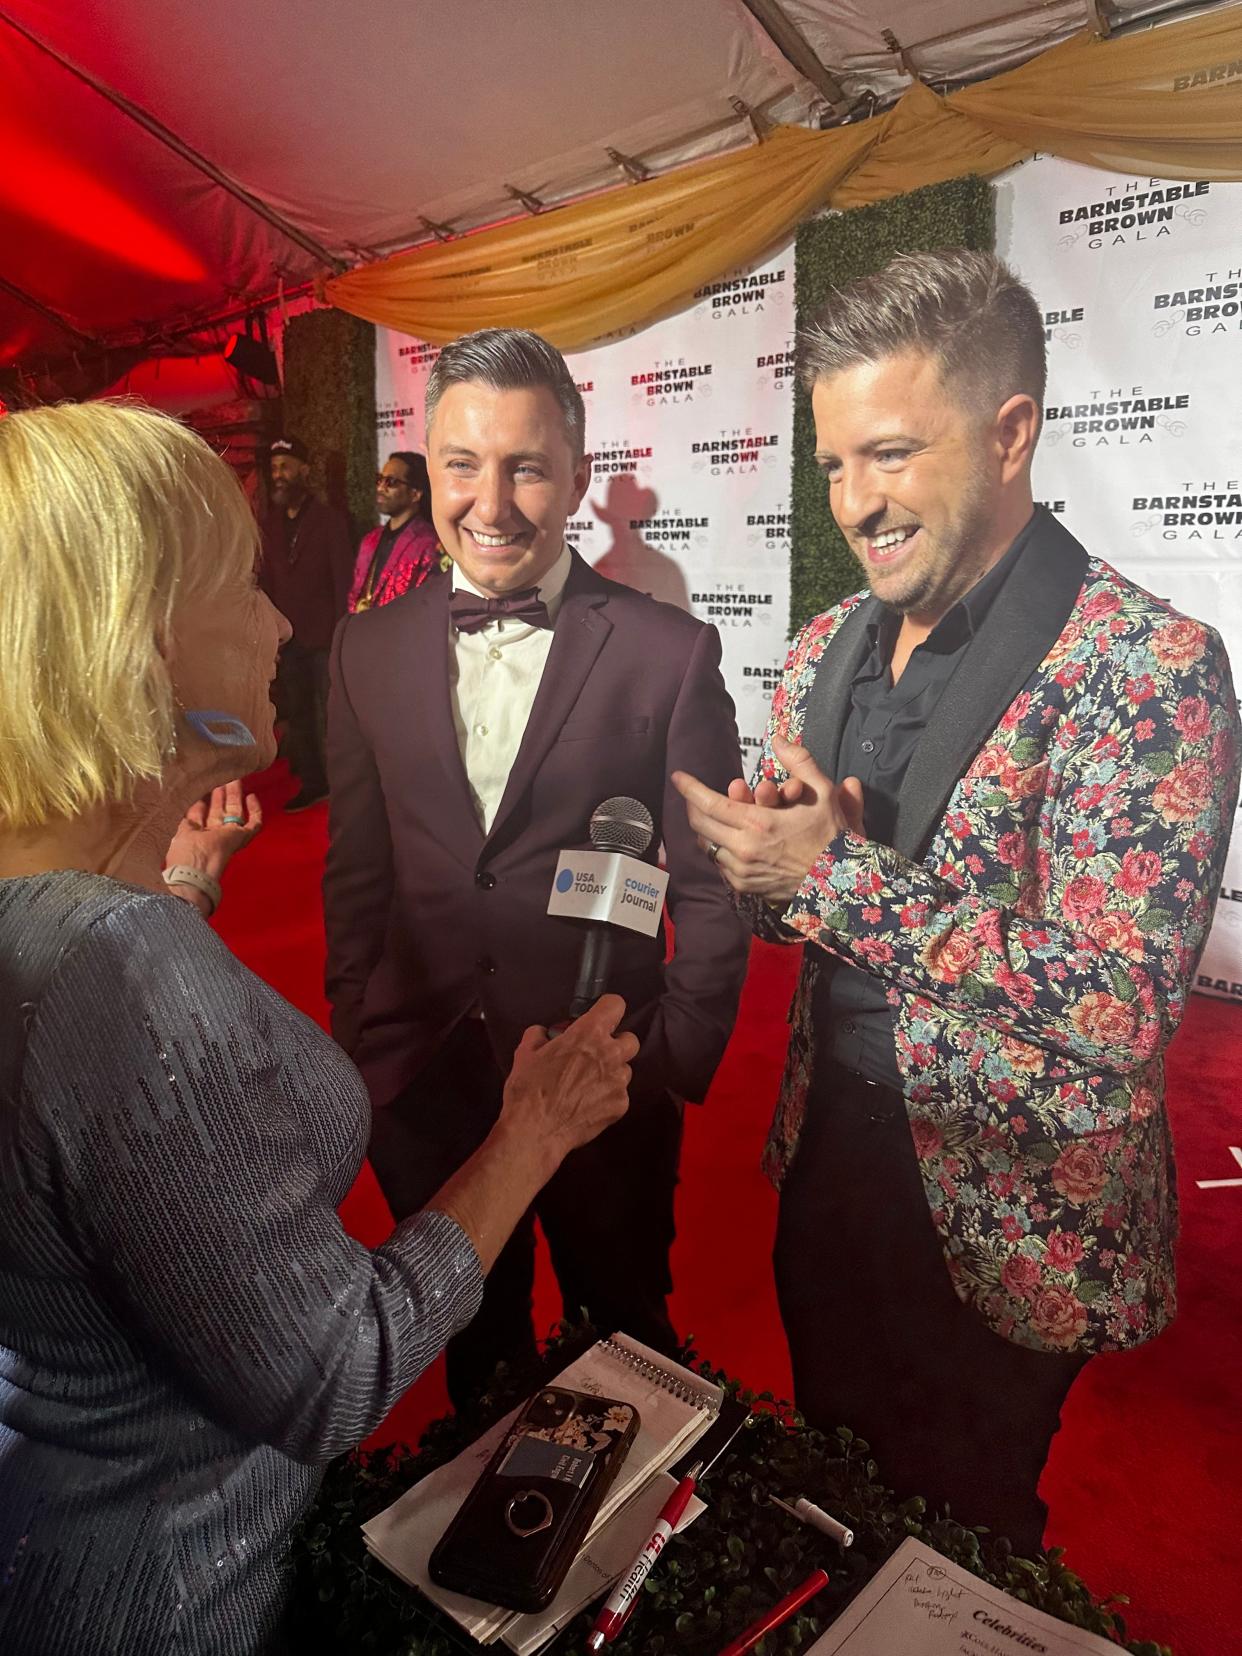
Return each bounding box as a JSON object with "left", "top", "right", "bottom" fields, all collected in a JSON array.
[
  {"left": 735, "top": 0, "right": 851, "bottom": 114},
  {"left": 0, "top": 274, "right": 98, "bottom": 347},
  {"left": 0, "top": 7, "right": 346, "bottom": 274}
]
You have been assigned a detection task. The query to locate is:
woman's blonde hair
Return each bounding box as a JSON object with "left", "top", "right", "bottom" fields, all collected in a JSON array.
[{"left": 0, "top": 401, "right": 259, "bottom": 830}]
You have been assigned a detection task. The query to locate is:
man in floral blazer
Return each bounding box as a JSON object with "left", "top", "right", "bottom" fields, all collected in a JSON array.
[{"left": 675, "top": 248, "right": 1240, "bottom": 1555}]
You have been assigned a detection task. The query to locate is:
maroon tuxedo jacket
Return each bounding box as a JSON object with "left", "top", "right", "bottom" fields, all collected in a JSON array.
[{"left": 323, "top": 550, "right": 750, "bottom": 1109}]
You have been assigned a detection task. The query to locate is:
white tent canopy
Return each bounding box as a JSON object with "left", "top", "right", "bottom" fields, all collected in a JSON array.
[{"left": 0, "top": 0, "right": 1217, "bottom": 369}]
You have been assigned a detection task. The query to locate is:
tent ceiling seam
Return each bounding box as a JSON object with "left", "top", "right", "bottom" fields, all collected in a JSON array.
[
  {"left": 354, "top": 95, "right": 791, "bottom": 265},
  {"left": 836, "top": 0, "right": 1205, "bottom": 72},
  {"left": 0, "top": 6, "right": 347, "bottom": 274}
]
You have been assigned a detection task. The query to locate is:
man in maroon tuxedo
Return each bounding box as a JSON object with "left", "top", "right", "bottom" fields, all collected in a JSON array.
[{"left": 323, "top": 328, "right": 748, "bottom": 1406}]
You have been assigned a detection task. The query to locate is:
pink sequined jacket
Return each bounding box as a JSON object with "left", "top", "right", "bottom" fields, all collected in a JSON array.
[{"left": 348, "top": 517, "right": 442, "bottom": 612}]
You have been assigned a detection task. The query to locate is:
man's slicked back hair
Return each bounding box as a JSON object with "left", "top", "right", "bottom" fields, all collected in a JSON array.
[
  {"left": 797, "top": 247, "right": 1047, "bottom": 422},
  {"left": 424, "top": 328, "right": 586, "bottom": 459}
]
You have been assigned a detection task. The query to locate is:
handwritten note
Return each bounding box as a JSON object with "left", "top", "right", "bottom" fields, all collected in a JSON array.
[{"left": 808, "top": 1538, "right": 1126, "bottom": 1656}]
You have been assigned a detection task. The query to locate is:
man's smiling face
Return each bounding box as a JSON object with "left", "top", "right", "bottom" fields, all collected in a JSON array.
[
  {"left": 812, "top": 350, "right": 1003, "bottom": 623},
  {"left": 429, "top": 382, "right": 591, "bottom": 596}
]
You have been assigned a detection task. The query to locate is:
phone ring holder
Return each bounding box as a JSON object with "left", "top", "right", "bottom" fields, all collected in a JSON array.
[{"left": 505, "top": 1489, "right": 554, "bottom": 1538}]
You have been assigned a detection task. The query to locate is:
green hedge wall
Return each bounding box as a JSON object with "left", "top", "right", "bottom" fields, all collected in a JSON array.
[
  {"left": 790, "top": 175, "right": 995, "bottom": 635},
  {"left": 281, "top": 309, "right": 377, "bottom": 531}
]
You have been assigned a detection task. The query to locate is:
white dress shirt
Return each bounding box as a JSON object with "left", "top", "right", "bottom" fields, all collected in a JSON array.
[{"left": 449, "top": 544, "right": 574, "bottom": 833}]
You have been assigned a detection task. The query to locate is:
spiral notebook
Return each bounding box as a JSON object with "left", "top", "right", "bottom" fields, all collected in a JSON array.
[
  {"left": 551, "top": 1333, "right": 723, "bottom": 1529},
  {"left": 362, "top": 1333, "right": 723, "bottom": 1648}
]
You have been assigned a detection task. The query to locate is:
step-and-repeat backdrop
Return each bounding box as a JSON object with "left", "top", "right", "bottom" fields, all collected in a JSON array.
[
  {"left": 998, "top": 157, "right": 1242, "bottom": 1002},
  {"left": 374, "top": 248, "right": 796, "bottom": 775},
  {"left": 375, "top": 157, "right": 1242, "bottom": 999}
]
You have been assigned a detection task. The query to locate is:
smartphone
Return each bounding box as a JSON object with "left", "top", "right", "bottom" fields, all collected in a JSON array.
[{"left": 428, "top": 1385, "right": 640, "bottom": 1612}]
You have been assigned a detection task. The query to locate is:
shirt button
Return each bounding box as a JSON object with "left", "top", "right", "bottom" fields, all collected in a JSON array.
[
  {"left": 475, "top": 871, "right": 496, "bottom": 890},
  {"left": 860, "top": 739, "right": 876, "bottom": 754},
  {"left": 476, "top": 955, "right": 496, "bottom": 975},
  {"left": 843, "top": 1019, "right": 857, "bottom": 1035},
  {"left": 488, "top": 646, "right": 502, "bottom": 661},
  {"left": 475, "top": 723, "right": 488, "bottom": 737}
]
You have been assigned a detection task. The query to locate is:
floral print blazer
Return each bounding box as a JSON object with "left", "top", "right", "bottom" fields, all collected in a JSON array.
[{"left": 742, "top": 510, "right": 1240, "bottom": 1356}]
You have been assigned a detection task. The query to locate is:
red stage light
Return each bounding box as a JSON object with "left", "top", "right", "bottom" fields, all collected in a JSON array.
[{"left": 0, "top": 108, "right": 206, "bottom": 285}]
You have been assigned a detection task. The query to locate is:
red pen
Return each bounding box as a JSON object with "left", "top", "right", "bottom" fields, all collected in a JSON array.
[
  {"left": 713, "top": 1566, "right": 831, "bottom": 1656},
  {"left": 585, "top": 1460, "right": 703, "bottom": 1650}
]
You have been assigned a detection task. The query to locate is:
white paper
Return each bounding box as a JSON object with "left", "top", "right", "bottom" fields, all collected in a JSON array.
[
  {"left": 808, "top": 1539, "right": 1126, "bottom": 1656},
  {"left": 363, "top": 1409, "right": 518, "bottom": 1643}
]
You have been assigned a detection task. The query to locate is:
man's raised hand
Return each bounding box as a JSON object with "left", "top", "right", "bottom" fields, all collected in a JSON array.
[{"left": 673, "top": 735, "right": 865, "bottom": 906}]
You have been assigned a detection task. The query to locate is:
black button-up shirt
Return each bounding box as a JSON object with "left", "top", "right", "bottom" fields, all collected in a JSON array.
[{"left": 815, "top": 516, "right": 1036, "bottom": 1087}]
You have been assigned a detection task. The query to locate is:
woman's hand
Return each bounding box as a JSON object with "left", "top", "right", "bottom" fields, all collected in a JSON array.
[
  {"left": 502, "top": 994, "right": 637, "bottom": 1167},
  {"left": 428, "top": 997, "right": 637, "bottom": 1273},
  {"left": 166, "top": 781, "right": 263, "bottom": 881}
]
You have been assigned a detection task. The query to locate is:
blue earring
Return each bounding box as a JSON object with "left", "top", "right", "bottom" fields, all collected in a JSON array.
[{"left": 185, "top": 710, "right": 257, "bottom": 748}]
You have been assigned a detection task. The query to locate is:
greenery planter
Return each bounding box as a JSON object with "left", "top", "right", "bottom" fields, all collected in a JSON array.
[
  {"left": 282, "top": 308, "right": 378, "bottom": 531},
  {"left": 291, "top": 1330, "right": 1169, "bottom": 1655}
]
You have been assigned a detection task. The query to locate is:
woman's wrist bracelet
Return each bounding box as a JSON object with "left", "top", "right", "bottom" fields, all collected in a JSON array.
[{"left": 162, "top": 865, "right": 223, "bottom": 916}]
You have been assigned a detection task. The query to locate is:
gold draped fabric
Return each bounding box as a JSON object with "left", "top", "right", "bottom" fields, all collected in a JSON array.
[{"left": 324, "top": 8, "right": 1242, "bottom": 350}]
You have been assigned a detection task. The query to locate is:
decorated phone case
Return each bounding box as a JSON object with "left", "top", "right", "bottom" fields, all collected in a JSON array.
[{"left": 428, "top": 1385, "right": 640, "bottom": 1612}]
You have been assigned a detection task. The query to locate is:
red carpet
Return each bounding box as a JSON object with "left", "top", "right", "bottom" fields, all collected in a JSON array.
[{"left": 216, "top": 766, "right": 1242, "bottom": 1656}]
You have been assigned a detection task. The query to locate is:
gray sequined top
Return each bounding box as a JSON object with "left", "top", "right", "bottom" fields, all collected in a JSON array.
[{"left": 0, "top": 872, "right": 484, "bottom": 1654}]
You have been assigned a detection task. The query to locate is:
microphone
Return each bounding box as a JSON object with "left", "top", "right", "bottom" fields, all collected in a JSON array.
[
  {"left": 569, "top": 797, "right": 656, "bottom": 1016},
  {"left": 590, "top": 796, "right": 655, "bottom": 857}
]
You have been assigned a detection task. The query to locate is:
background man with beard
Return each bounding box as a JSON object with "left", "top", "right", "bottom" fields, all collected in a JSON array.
[
  {"left": 323, "top": 329, "right": 748, "bottom": 1408},
  {"left": 675, "top": 248, "right": 1240, "bottom": 1556},
  {"left": 261, "top": 436, "right": 355, "bottom": 810}
]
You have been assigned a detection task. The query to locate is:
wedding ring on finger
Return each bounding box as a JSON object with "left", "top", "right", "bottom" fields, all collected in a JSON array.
[
  {"left": 707, "top": 841, "right": 722, "bottom": 864},
  {"left": 221, "top": 814, "right": 245, "bottom": 825}
]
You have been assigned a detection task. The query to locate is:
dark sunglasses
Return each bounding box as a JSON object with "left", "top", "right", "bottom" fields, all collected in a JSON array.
[{"left": 376, "top": 473, "right": 413, "bottom": 489}]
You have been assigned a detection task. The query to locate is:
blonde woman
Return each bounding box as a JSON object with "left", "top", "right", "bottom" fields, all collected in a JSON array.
[{"left": 0, "top": 403, "right": 635, "bottom": 1655}]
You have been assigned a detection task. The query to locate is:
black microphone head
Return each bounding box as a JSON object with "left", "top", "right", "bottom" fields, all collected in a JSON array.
[{"left": 589, "top": 796, "right": 654, "bottom": 856}]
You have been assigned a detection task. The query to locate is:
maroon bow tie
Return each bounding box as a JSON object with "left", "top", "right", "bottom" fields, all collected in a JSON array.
[{"left": 449, "top": 587, "right": 551, "bottom": 634}]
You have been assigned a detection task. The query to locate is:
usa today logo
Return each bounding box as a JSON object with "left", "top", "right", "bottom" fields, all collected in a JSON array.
[{"left": 558, "top": 868, "right": 607, "bottom": 896}]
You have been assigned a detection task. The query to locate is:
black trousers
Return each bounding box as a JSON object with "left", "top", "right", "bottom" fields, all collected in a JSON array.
[
  {"left": 274, "top": 639, "right": 329, "bottom": 795},
  {"left": 367, "top": 1018, "right": 683, "bottom": 1409},
  {"left": 774, "top": 1057, "right": 1087, "bottom": 1558}
]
